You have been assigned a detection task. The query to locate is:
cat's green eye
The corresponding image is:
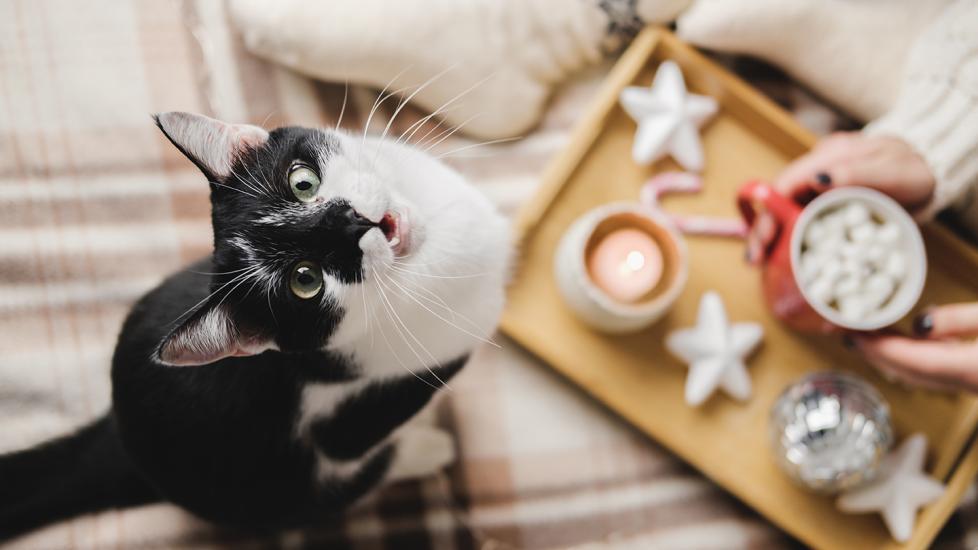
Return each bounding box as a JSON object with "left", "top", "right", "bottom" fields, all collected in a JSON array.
[
  {"left": 290, "top": 261, "right": 323, "bottom": 299},
  {"left": 288, "top": 163, "right": 321, "bottom": 202}
]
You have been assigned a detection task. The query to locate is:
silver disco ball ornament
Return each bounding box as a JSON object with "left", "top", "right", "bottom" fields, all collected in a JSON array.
[{"left": 770, "top": 371, "right": 894, "bottom": 494}]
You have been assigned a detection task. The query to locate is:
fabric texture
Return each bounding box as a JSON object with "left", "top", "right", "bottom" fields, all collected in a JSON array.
[
  {"left": 1, "top": 1, "right": 977, "bottom": 549},
  {"left": 227, "top": 0, "right": 690, "bottom": 140}
]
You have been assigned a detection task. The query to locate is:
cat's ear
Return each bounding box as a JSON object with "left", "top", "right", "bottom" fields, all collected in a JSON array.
[
  {"left": 153, "top": 111, "right": 268, "bottom": 180},
  {"left": 155, "top": 301, "right": 271, "bottom": 367}
]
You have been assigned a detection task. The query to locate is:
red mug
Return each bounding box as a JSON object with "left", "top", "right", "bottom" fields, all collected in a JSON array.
[{"left": 737, "top": 180, "right": 927, "bottom": 333}]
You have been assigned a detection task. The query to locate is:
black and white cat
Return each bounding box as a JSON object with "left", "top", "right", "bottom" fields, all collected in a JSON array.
[{"left": 0, "top": 112, "right": 510, "bottom": 539}]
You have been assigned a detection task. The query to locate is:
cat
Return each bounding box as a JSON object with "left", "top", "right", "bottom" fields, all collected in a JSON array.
[{"left": 0, "top": 111, "right": 510, "bottom": 539}]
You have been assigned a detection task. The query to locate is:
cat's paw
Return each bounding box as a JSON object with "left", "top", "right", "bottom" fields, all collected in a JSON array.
[{"left": 386, "top": 426, "right": 456, "bottom": 482}]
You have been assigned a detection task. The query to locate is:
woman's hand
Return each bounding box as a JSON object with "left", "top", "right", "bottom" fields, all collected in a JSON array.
[
  {"left": 746, "top": 133, "right": 978, "bottom": 393},
  {"left": 851, "top": 303, "right": 978, "bottom": 393},
  {"left": 746, "top": 133, "right": 936, "bottom": 263}
]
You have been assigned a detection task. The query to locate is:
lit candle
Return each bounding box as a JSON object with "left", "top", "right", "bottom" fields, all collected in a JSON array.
[{"left": 587, "top": 228, "right": 663, "bottom": 303}]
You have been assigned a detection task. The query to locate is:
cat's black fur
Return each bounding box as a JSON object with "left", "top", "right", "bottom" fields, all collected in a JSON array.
[{"left": 0, "top": 115, "right": 466, "bottom": 540}]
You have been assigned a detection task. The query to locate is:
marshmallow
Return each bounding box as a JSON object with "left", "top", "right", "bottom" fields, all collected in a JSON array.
[
  {"left": 820, "top": 257, "right": 844, "bottom": 283},
  {"left": 798, "top": 200, "right": 908, "bottom": 321},
  {"left": 841, "top": 258, "right": 870, "bottom": 279},
  {"left": 804, "top": 220, "right": 827, "bottom": 248},
  {"left": 866, "top": 244, "right": 887, "bottom": 266},
  {"left": 884, "top": 252, "right": 908, "bottom": 279},
  {"left": 835, "top": 274, "right": 862, "bottom": 298},
  {"left": 864, "top": 274, "right": 896, "bottom": 310},
  {"left": 799, "top": 253, "right": 823, "bottom": 284},
  {"left": 822, "top": 211, "right": 847, "bottom": 235},
  {"left": 839, "top": 295, "right": 870, "bottom": 323},
  {"left": 840, "top": 242, "right": 872, "bottom": 262},
  {"left": 876, "top": 222, "right": 901, "bottom": 246},
  {"left": 849, "top": 222, "right": 876, "bottom": 243},
  {"left": 807, "top": 276, "right": 835, "bottom": 304},
  {"left": 843, "top": 202, "right": 871, "bottom": 227}
]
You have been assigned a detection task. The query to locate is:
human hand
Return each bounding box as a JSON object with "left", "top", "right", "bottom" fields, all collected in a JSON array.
[
  {"left": 746, "top": 133, "right": 936, "bottom": 263},
  {"left": 849, "top": 303, "right": 978, "bottom": 393}
]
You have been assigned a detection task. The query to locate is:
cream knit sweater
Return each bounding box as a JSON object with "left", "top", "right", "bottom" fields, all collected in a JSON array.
[
  {"left": 862, "top": 0, "right": 978, "bottom": 236},
  {"left": 678, "top": 0, "right": 977, "bottom": 239}
]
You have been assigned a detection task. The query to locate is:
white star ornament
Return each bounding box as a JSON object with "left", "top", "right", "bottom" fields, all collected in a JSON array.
[
  {"left": 836, "top": 433, "right": 945, "bottom": 543},
  {"left": 619, "top": 60, "right": 718, "bottom": 171},
  {"left": 665, "top": 291, "right": 763, "bottom": 406}
]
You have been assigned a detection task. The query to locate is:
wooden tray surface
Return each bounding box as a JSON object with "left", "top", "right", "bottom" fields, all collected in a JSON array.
[{"left": 501, "top": 28, "right": 978, "bottom": 550}]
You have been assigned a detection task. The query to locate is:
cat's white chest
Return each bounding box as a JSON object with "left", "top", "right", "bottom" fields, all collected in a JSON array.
[{"left": 296, "top": 379, "right": 375, "bottom": 480}]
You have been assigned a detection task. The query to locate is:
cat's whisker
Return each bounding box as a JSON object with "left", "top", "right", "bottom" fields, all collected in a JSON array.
[
  {"left": 209, "top": 181, "right": 258, "bottom": 199},
  {"left": 363, "top": 266, "right": 381, "bottom": 350},
  {"left": 241, "top": 161, "right": 274, "bottom": 197},
  {"left": 387, "top": 272, "right": 491, "bottom": 335},
  {"left": 389, "top": 273, "right": 455, "bottom": 309},
  {"left": 359, "top": 266, "right": 371, "bottom": 334},
  {"left": 394, "top": 104, "right": 463, "bottom": 148},
  {"left": 433, "top": 137, "right": 522, "bottom": 159},
  {"left": 265, "top": 284, "right": 278, "bottom": 327},
  {"left": 259, "top": 110, "right": 277, "bottom": 128},
  {"left": 228, "top": 162, "right": 268, "bottom": 198},
  {"left": 414, "top": 114, "right": 480, "bottom": 155},
  {"left": 236, "top": 176, "right": 268, "bottom": 199},
  {"left": 394, "top": 280, "right": 457, "bottom": 322},
  {"left": 334, "top": 81, "right": 349, "bottom": 131},
  {"left": 240, "top": 269, "right": 268, "bottom": 307},
  {"left": 377, "top": 274, "right": 451, "bottom": 390},
  {"left": 378, "top": 64, "right": 457, "bottom": 147},
  {"left": 359, "top": 67, "right": 413, "bottom": 152},
  {"left": 402, "top": 116, "right": 450, "bottom": 151},
  {"left": 232, "top": 158, "right": 271, "bottom": 198},
  {"left": 377, "top": 278, "right": 433, "bottom": 364},
  {"left": 390, "top": 264, "right": 489, "bottom": 279},
  {"left": 375, "top": 275, "right": 452, "bottom": 390},
  {"left": 357, "top": 71, "right": 414, "bottom": 187},
  {"left": 191, "top": 264, "right": 258, "bottom": 276},
  {"left": 212, "top": 266, "right": 266, "bottom": 312},
  {"left": 395, "top": 71, "right": 496, "bottom": 147},
  {"left": 373, "top": 275, "right": 443, "bottom": 391},
  {"left": 171, "top": 264, "right": 263, "bottom": 323},
  {"left": 383, "top": 273, "right": 500, "bottom": 349}
]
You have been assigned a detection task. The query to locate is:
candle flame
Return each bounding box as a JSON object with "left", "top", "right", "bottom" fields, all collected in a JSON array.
[{"left": 619, "top": 250, "right": 646, "bottom": 276}]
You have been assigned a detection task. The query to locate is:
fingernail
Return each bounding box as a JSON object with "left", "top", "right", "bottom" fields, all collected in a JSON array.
[
  {"left": 842, "top": 334, "right": 856, "bottom": 350},
  {"left": 815, "top": 172, "right": 832, "bottom": 186},
  {"left": 913, "top": 312, "right": 933, "bottom": 336},
  {"left": 745, "top": 248, "right": 753, "bottom": 263}
]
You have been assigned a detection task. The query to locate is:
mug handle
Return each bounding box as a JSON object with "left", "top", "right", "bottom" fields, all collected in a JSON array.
[
  {"left": 736, "top": 180, "right": 803, "bottom": 261},
  {"left": 736, "top": 180, "right": 802, "bottom": 227}
]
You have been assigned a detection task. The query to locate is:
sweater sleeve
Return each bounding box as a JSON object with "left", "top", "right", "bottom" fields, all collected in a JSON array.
[{"left": 862, "top": 0, "right": 978, "bottom": 221}]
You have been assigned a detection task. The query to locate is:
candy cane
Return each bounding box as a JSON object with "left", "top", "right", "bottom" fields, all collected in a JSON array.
[{"left": 640, "top": 172, "right": 748, "bottom": 238}]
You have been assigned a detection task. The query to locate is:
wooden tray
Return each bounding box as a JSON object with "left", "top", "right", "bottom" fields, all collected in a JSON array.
[{"left": 501, "top": 27, "right": 978, "bottom": 550}]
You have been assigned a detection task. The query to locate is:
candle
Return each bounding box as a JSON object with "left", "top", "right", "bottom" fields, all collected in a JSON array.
[
  {"left": 587, "top": 228, "right": 663, "bottom": 303},
  {"left": 555, "top": 203, "right": 688, "bottom": 333}
]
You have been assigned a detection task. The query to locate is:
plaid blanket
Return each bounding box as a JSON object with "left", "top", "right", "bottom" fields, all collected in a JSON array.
[{"left": 1, "top": 1, "right": 976, "bottom": 548}]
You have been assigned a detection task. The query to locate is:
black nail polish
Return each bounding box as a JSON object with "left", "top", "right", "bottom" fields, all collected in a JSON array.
[
  {"left": 842, "top": 334, "right": 856, "bottom": 350},
  {"left": 913, "top": 313, "right": 933, "bottom": 336},
  {"left": 815, "top": 172, "right": 832, "bottom": 186}
]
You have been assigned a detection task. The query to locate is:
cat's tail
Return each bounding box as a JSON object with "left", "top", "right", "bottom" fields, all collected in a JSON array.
[{"left": 0, "top": 413, "right": 159, "bottom": 541}]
